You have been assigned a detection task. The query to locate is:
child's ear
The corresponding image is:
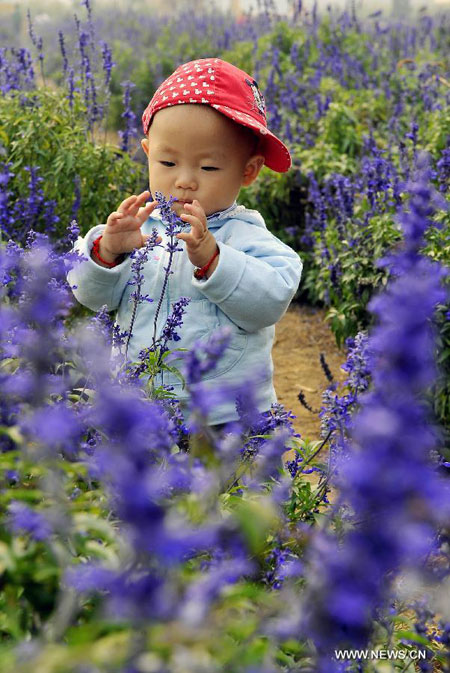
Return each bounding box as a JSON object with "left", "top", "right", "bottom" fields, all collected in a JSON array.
[
  {"left": 141, "top": 138, "right": 149, "bottom": 156},
  {"left": 242, "top": 154, "right": 265, "bottom": 187}
]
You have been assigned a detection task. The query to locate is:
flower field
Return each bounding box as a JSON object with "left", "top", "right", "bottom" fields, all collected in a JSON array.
[{"left": 0, "top": 1, "right": 449, "bottom": 671}]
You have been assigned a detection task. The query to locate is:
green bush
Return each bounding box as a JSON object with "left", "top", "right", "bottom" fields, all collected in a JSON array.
[{"left": 0, "top": 88, "right": 145, "bottom": 239}]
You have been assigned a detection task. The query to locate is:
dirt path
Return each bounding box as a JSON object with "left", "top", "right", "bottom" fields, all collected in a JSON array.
[{"left": 272, "top": 303, "right": 346, "bottom": 442}]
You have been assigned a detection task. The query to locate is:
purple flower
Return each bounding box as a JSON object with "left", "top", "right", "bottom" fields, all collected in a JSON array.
[
  {"left": 0, "top": 164, "right": 60, "bottom": 244},
  {"left": 66, "top": 67, "right": 76, "bottom": 109},
  {"left": 66, "top": 563, "right": 174, "bottom": 622},
  {"left": 301, "top": 156, "right": 449, "bottom": 670},
  {"left": 263, "top": 543, "right": 303, "bottom": 590},
  {"left": 100, "top": 41, "right": 114, "bottom": 88},
  {"left": 0, "top": 162, "right": 15, "bottom": 236},
  {"left": 65, "top": 219, "right": 80, "bottom": 248},
  {"left": 159, "top": 296, "right": 191, "bottom": 353},
  {"left": 182, "top": 328, "right": 232, "bottom": 387},
  {"left": 22, "top": 403, "right": 82, "bottom": 456},
  {"left": 88, "top": 304, "right": 129, "bottom": 351},
  {"left": 149, "top": 192, "right": 186, "bottom": 352},
  {"left": 244, "top": 427, "right": 291, "bottom": 488},
  {"left": 436, "top": 147, "right": 450, "bottom": 193},
  {"left": 25, "top": 10, "right": 45, "bottom": 86},
  {"left": 58, "top": 31, "right": 68, "bottom": 76},
  {"left": 8, "top": 502, "right": 52, "bottom": 541},
  {"left": 124, "top": 229, "right": 160, "bottom": 359},
  {"left": 71, "top": 175, "right": 82, "bottom": 221},
  {"left": 119, "top": 80, "right": 137, "bottom": 153},
  {"left": 319, "top": 331, "right": 373, "bottom": 473}
]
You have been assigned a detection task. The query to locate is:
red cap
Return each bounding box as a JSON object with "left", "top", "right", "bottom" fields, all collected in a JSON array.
[{"left": 142, "top": 58, "right": 291, "bottom": 173}]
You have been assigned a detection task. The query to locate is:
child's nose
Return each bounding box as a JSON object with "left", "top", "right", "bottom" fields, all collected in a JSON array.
[{"left": 174, "top": 170, "right": 197, "bottom": 191}]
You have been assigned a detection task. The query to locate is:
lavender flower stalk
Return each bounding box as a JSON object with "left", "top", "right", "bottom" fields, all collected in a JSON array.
[
  {"left": 151, "top": 192, "right": 186, "bottom": 351},
  {"left": 120, "top": 196, "right": 191, "bottom": 398},
  {"left": 58, "top": 31, "right": 68, "bottom": 78},
  {"left": 26, "top": 10, "right": 45, "bottom": 86},
  {"left": 159, "top": 296, "right": 191, "bottom": 354},
  {"left": 100, "top": 41, "right": 114, "bottom": 88},
  {"left": 124, "top": 228, "right": 160, "bottom": 360},
  {"left": 302, "top": 155, "right": 449, "bottom": 671},
  {"left": 119, "top": 80, "right": 137, "bottom": 153}
]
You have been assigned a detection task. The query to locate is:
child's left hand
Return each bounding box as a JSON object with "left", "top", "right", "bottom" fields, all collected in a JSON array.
[{"left": 176, "top": 200, "right": 219, "bottom": 271}]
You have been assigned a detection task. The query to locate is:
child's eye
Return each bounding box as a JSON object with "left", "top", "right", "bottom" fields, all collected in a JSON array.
[
  {"left": 202, "top": 166, "right": 219, "bottom": 171},
  {"left": 160, "top": 161, "right": 175, "bottom": 167}
]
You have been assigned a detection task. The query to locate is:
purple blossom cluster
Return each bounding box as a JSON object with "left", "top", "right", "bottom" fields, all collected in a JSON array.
[
  {"left": 301, "top": 157, "right": 449, "bottom": 671},
  {"left": 149, "top": 192, "right": 186, "bottom": 350},
  {"left": 160, "top": 296, "right": 190, "bottom": 350},
  {"left": 319, "top": 331, "right": 373, "bottom": 468},
  {"left": 263, "top": 542, "right": 302, "bottom": 590},
  {"left": 7, "top": 501, "right": 52, "bottom": 542},
  {"left": 1, "top": 162, "right": 447, "bottom": 673},
  {"left": 34, "top": 3, "right": 116, "bottom": 130},
  {"left": 0, "top": 164, "right": 60, "bottom": 244},
  {"left": 0, "top": 47, "right": 35, "bottom": 93},
  {"left": 124, "top": 229, "right": 160, "bottom": 359},
  {"left": 119, "top": 80, "right": 137, "bottom": 153}
]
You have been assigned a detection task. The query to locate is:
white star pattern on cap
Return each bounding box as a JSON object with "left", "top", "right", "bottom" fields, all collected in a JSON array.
[{"left": 141, "top": 58, "right": 291, "bottom": 172}]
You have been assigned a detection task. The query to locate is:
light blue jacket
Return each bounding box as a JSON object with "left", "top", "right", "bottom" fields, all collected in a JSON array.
[{"left": 67, "top": 203, "right": 302, "bottom": 425}]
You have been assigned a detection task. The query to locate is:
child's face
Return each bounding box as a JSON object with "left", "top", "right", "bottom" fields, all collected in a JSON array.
[{"left": 141, "top": 104, "right": 264, "bottom": 217}]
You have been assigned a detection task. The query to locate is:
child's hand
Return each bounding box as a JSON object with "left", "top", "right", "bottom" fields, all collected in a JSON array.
[
  {"left": 99, "top": 191, "right": 161, "bottom": 263},
  {"left": 176, "top": 200, "right": 219, "bottom": 271}
]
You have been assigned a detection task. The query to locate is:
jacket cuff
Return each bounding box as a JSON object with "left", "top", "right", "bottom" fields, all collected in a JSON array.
[
  {"left": 76, "top": 225, "right": 131, "bottom": 281},
  {"left": 190, "top": 241, "right": 246, "bottom": 303}
]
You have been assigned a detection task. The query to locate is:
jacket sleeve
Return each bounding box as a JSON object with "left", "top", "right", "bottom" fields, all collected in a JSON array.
[
  {"left": 191, "top": 223, "right": 302, "bottom": 332},
  {"left": 66, "top": 225, "right": 133, "bottom": 312}
]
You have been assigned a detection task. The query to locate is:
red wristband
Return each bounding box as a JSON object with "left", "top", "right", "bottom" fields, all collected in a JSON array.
[
  {"left": 91, "top": 235, "right": 124, "bottom": 268},
  {"left": 193, "top": 246, "right": 220, "bottom": 280}
]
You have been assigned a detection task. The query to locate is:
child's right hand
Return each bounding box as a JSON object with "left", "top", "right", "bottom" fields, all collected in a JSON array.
[{"left": 98, "top": 191, "right": 161, "bottom": 263}]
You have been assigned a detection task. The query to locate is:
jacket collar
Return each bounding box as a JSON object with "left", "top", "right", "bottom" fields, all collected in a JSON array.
[{"left": 206, "top": 201, "right": 246, "bottom": 226}]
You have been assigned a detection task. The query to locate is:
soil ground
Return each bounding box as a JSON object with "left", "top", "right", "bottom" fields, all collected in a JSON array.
[{"left": 272, "top": 303, "right": 347, "bottom": 442}]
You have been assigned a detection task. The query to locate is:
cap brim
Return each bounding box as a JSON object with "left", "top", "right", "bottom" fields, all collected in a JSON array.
[{"left": 216, "top": 104, "right": 292, "bottom": 173}]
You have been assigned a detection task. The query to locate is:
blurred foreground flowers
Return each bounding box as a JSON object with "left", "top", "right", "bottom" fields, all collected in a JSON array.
[{"left": 0, "top": 159, "right": 448, "bottom": 673}]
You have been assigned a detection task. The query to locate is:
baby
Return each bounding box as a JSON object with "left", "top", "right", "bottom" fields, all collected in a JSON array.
[{"left": 68, "top": 58, "right": 302, "bottom": 427}]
